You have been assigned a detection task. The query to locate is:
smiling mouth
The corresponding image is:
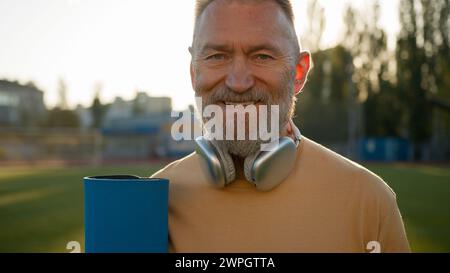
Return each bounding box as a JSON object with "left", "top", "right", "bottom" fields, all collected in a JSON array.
[{"left": 222, "top": 100, "right": 263, "bottom": 106}]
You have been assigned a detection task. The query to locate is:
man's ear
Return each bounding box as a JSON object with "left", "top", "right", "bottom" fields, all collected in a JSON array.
[
  {"left": 294, "top": 51, "right": 311, "bottom": 95},
  {"left": 189, "top": 46, "right": 196, "bottom": 90},
  {"left": 190, "top": 62, "right": 196, "bottom": 90}
]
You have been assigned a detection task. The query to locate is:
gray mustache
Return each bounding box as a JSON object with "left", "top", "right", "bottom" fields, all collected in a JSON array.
[{"left": 203, "top": 88, "right": 273, "bottom": 105}]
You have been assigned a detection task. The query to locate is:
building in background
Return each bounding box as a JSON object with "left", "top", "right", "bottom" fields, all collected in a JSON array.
[
  {"left": 0, "top": 80, "right": 46, "bottom": 127},
  {"left": 100, "top": 92, "right": 195, "bottom": 160},
  {"left": 104, "top": 92, "right": 172, "bottom": 122}
]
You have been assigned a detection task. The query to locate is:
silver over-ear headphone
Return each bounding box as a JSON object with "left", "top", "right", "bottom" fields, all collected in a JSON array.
[{"left": 195, "top": 124, "right": 301, "bottom": 191}]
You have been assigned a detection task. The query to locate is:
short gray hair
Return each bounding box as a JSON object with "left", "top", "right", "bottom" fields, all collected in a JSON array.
[{"left": 192, "top": 0, "right": 300, "bottom": 55}]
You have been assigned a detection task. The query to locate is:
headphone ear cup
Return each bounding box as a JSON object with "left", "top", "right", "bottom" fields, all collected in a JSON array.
[
  {"left": 245, "top": 137, "right": 298, "bottom": 191},
  {"left": 195, "top": 137, "right": 236, "bottom": 187}
]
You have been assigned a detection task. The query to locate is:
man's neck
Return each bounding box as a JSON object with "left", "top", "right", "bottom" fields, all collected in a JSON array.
[{"left": 232, "top": 155, "right": 246, "bottom": 180}]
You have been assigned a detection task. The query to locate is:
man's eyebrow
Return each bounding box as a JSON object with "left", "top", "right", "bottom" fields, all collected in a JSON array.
[
  {"left": 198, "top": 43, "right": 283, "bottom": 55},
  {"left": 245, "top": 44, "right": 283, "bottom": 55},
  {"left": 199, "top": 43, "right": 233, "bottom": 54}
]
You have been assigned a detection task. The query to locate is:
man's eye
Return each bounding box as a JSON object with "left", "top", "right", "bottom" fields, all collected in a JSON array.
[
  {"left": 206, "top": 54, "right": 227, "bottom": 61},
  {"left": 255, "top": 54, "right": 274, "bottom": 61}
]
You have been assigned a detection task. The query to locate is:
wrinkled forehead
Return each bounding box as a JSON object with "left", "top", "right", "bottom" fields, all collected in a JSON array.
[{"left": 193, "top": 0, "right": 297, "bottom": 53}]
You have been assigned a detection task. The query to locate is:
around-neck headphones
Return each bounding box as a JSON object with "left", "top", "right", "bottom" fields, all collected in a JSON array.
[{"left": 195, "top": 123, "right": 301, "bottom": 191}]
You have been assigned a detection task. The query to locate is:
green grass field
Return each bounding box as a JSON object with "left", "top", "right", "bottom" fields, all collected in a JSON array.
[{"left": 0, "top": 162, "right": 449, "bottom": 252}]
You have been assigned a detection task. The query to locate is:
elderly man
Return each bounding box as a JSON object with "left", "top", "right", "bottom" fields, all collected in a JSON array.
[{"left": 151, "top": 0, "right": 410, "bottom": 253}]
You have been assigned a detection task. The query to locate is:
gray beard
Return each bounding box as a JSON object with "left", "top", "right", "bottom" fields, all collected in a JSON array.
[
  {"left": 197, "top": 80, "right": 296, "bottom": 158},
  {"left": 220, "top": 139, "right": 262, "bottom": 158}
]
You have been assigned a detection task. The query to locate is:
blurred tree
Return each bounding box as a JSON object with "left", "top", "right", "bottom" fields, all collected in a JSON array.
[
  {"left": 57, "top": 78, "right": 69, "bottom": 110},
  {"left": 396, "top": 0, "right": 450, "bottom": 159},
  {"left": 304, "top": 0, "right": 326, "bottom": 51},
  {"left": 341, "top": 1, "right": 408, "bottom": 139},
  {"left": 45, "top": 107, "right": 80, "bottom": 128},
  {"left": 294, "top": 46, "right": 354, "bottom": 144},
  {"left": 90, "top": 83, "right": 106, "bottom": 128},
  {"left": 343, "top": 1, "right": 390, "bottom": 101},
  {"left": 296, "top": 0, "right": 449, "bottom": 160},
  {"left": 294, "top": 0, "right": 360, "bottom": 149},
  {"left": 302, "top": 46, "right": 353, "bottom": 101}
]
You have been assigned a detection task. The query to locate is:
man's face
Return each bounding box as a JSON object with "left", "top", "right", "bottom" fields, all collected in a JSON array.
[{"left": 190, "top": 0, "right": 300, "bottom": 157}]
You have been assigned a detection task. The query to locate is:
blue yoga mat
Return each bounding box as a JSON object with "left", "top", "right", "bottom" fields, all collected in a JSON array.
[{"left": 84, "top": 175, "right": 169, "bottom": 253}]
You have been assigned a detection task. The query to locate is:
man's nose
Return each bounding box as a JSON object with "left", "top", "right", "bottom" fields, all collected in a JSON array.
[{"left": 225, "top": 57, "right": 255, "bottom": 93}]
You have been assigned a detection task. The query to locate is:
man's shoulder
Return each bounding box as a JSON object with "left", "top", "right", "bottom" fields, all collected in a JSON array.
[
  {"left": 151, "top": 137, "right": 397, "bottom": 203},
  {"left": 151, "top": 152, "right": 207, "bottom": 182},
  {"left": 301, "top": 137, "right": 397, "bottom": 202}
]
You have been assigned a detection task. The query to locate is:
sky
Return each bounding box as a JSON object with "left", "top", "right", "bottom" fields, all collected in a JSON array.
[{"left": 0, "top": 0, "right": 400, "bottom": 111}]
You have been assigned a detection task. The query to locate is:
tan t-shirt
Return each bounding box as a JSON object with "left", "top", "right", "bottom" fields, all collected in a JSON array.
[{"left": 151, "top": 136, "right": 410, "bottom": 253}]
